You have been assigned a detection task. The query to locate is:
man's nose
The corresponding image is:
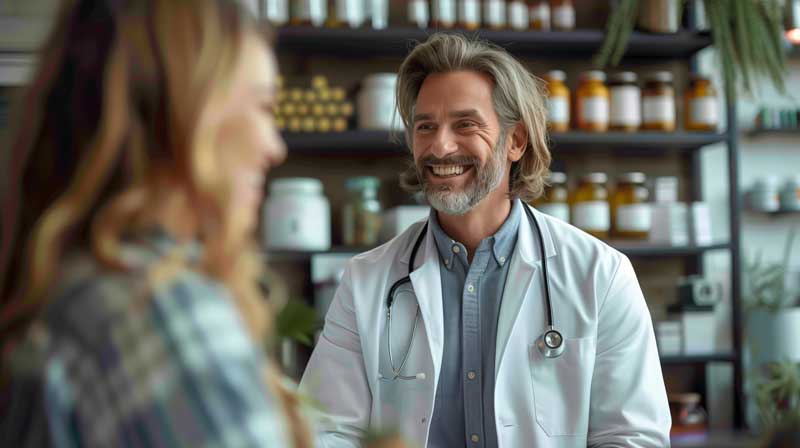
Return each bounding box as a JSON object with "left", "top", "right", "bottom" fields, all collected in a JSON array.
[{"left": 429, "top": 127, "right": 459, "bottom": 159}]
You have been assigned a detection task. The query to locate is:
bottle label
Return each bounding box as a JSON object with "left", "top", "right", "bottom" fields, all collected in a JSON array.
[
  {"left": 508, "top": 1, "right": 529, "bottom": 29},
  {"left": 616, "top": 204, "right": 652, "bottom": 232},
  {"left": 581, "top": 96, "right": 609, "bottom": 126},
  {"left": 337, "top": 0, "right": 365, "bottom": 26},
  {"left": 529, "top": 3, "right": 550, "bottom": 28},
  {"left": 433, "top": 0, "right": 456, "bottom": 24},
  {"left": 409, "top": 0, "right": 430, "bottom": 27},
  {"left": 573, "top": 201, "right": 610, "bottom": 231},
  {"left": 537, "top": 203, "right": 570, "bottom": 223},
  {"left": 295, "top": 0, "right": 327, "bottom": 25},
  {"left": 458, "top": 0, "right": 480, "bottom": 25},
  {"left": 610, "top": 86, "right": 642, "bottom": 127},
  {"left": 548, "top": 96, "right": 569, "bottom": 125},
  {"left": 690, "top": 97, "right": 719, "bottom": 127},
  {"left": 484, "top": 0, "right": 506, "bottom": 27},
  {"left": 266, "top": 0, "right": 289, "bottom": 24},
  {"left": 552, "top": 5, "right": 575, "bottom": 29},
  {"left": 643, "top": 95, "right": 675, "bottom": 125}
]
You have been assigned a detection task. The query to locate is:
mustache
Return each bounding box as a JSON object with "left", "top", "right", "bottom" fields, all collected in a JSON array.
[{"left": 418, "top": 155, "right": 480, "bottom": 167}]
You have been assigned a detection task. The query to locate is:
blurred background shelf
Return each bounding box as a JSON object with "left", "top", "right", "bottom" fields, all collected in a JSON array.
[
  {"left": 660, "top": 352, "right": 738, "bottom": 366},
  {"left": 276, "top": 27, "right": 712, "bottom": 60},
  {"left": 283, "top": 131, "right": 728, "bottom": 156}
]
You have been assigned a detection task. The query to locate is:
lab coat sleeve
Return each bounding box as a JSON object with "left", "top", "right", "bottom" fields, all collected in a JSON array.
[
  {"left": 300, "top": 265, "right": 371, "bottom": 448},
  {"left": 587, "top": 255, "right": 672, "bottom": 447}
]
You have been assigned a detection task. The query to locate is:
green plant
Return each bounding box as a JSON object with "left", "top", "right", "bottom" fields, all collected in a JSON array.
[
  {"left": 595, "top": 0, "right": 787, "bottom": 100},
  {"left": 743, "top": 229, "right": 799, "bottom": 311},
  {"left": 753, "top": 360, "right": 800, "bottom": 428},
  {"left": 275, "top": 299, "right": 320, "bottom": 346}
]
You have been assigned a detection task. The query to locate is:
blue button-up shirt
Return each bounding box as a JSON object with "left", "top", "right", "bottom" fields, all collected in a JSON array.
[{"left": 427, "top": 199, "right": 521, "bottom": 448}]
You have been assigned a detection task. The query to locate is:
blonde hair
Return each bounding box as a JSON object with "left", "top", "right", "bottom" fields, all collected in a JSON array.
[
  {"left": 396, "top": 33, "right": 551, "bottom": 201},
  {"left": 0, "top": 1, "right": 310, "bottom": 446}
]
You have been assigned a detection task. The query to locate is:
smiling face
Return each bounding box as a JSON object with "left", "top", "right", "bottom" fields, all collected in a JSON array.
[{"left": 411, "top": 70, "right": 512, "bottom": 216}]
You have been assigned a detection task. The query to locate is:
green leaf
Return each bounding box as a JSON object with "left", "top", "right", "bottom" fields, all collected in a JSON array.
[{"left": 275, "top": 299, "right": 321, "bottom": 347}]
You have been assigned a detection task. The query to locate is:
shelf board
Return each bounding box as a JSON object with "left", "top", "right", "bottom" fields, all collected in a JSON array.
[
  {"left": 745, "top": 128, "right": 800, "bottom": 138},
  {"left": 276, "top": 27, "right": 712, "bottom": 60},
  {"left": 283, "top": 130, "right": 727, "bottom": 156},
  {"left": 266, "top": 242, "right": 731, "bottom": 262},
  {"left": 660, "top": 352, "right": 737, "bottom": 365}
]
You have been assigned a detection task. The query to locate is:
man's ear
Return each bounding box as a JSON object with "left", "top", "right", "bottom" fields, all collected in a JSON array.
[{"left": 507, "top": 122, "right": 528, "bottom": 163}]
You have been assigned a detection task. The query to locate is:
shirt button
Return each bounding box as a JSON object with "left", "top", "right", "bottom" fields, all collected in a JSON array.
[
  {"left": 467, "top": 371, "right": 476, "bottom": 380},
  {"left": 471, "top": 434, "right": 480, "bottom": 443},
  {"left": 452, "top": 245, "right": 461, "bottom": 254},
  {"left": 467, "top": 284, "right": 475, "bottom": 293},
  {"left": 499, "top": 256, "right": 506, "bottom": 264}
]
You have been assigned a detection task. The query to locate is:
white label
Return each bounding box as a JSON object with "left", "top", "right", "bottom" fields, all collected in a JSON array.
[
  {"left": 552, "top": 5, "right": 575, "bottom": 29},
  {"left": 580, "top": 96, "right": 609, "bottom": 126},
  {"left": 484, "top": 0, "right": 506, "bottom": 27},
  {"left": 265, "top": 0, "right": 289, "bottom": 24},
  {"left": 573, "top": 201, "right": 610, "bottom": 232},
  {"left": 529, "top": 3, "right": 550, "bottom": 29},
  {"left": 408, "top": 0, "right": 429, "bottom": 27},
  {"left": 537, "top": 203, "right": 570, "bottom": 223},
  {"left": 337, "top": 0, "right": 365, "bottom": 26},
  {"left": 548, "top": 96, "right": 569, "bottom": 125},
  {"left": 610, "top": 86, "right": 641, "bottom": 127},
  {"left": 458, "top": 0, "right": 480, "bottom": 25},
  {"left": 295, "top": 0, "right": 327, "bottom": 25},
  {"left": 690, "top": 97, "right": 719, "bottom": 127},
  {"left": 370, "top": 0, "right": 388, "bottom": 28},
  {"left": 508, "top": 1, "right": 528, "bottom": 29},
  {"left": 433, "top": 0, "right": 456, "bottom": 24},
  {"left": 616, "top": 204, "right": 652, "bottom": 232},
  {"left": 643, "top": 95, "right": 675, "bottom": 125}
]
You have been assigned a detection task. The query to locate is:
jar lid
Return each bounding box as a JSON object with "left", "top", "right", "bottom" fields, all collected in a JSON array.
[
  {"left": 580, "top": 70, "right": 606, "bottom": 82},
  {"left": 546, "top": 70, "right": 566, "bottom": 82},
  {"left": 547, "top": 171, "right": 567, "bottom": 184},
  {"left": 645, "top": 71, "right": 674, "bottom": 83},
  {"left": 581, "top": 172, "right": 607, "bottom": 184},
  {"left": 270, "top": 177, "right": 324, "bottom": 195},
  {"left": 618, "top": 172, "right": 646, "bottom": 184},
  {"left": 346, "top": 176, "right": 381, "bottom": 191},
  {"left": 363, "top": 73, "right": 398, "bottom": 88},
  {"left": 609, "top": 71, "right": 638, "bottom": 84}
]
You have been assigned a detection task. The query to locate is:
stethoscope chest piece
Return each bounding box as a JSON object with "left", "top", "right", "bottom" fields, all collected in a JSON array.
[{"left": 536, "top": 327, "right": 565, "bottom": 358}]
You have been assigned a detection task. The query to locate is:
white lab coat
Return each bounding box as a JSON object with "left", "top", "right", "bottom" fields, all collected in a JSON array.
[{"left": 301, "top": 205, "right": 671, "bottom": 447}]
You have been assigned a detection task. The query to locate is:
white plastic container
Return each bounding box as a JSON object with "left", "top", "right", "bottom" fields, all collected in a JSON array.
[
  {"left": 264, "top": 178, "right": 331, "bottom": 251},
  {"left": 357, "top": 73, "right": 403, "bottom": 131}
]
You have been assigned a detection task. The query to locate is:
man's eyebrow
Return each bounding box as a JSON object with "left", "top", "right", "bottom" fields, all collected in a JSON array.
[
  {"left": 413, "top": 109, "right": 485, "bottom": 122},
  {"left": 413, "top": 112, "right": 433, "bottom": 122}
]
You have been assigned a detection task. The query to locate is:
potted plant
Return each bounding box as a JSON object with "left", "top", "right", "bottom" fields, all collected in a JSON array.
[
  {"left": 595, "top": 0, "right": 788, "bottom": 99},
  {"left": 752, "top": 360, "right": 800, "bottom": 429}
]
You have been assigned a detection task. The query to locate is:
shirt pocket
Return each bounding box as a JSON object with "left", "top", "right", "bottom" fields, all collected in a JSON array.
[{"left": 529, "top": 336, "right": 596, "bottom": 436}]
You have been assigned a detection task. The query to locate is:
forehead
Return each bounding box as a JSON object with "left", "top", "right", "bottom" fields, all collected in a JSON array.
[{"left": 416, "top": 70, "right": 495, "bottom": 113}]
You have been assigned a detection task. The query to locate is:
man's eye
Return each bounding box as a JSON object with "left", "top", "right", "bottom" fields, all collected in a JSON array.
[{"left": 456, "top": 121, "right": 477, "bottom": 128}]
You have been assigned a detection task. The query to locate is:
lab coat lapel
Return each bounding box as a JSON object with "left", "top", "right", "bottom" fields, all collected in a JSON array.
[{"left": 408, "top": 222, "right": 444, "bottom": 385}]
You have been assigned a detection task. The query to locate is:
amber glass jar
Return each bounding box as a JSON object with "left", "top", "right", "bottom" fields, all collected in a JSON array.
[
  {"left": 534, "top": 172, "right": 570, "bottom": 223},
  {"left": 529, "top": 0, "right": 550, "bottom": 30},
  {"left": 550, "top": 0, "right": 575, "bottom": 31},
  {"left": 576, "top": 71, "right": 609, "bottom": 133},
  {"left": 544, "top": 70, "right": 570, "bottom": 132},
  {"left": 608, "top": 71, "right": 641, "bottom": 132},
  {"left": 457, "top": 0, "right": 481, "bottom": 29},
  {"left": 611, "top": 172, "right": 651, "bottom": 239},
  {"left": 642, "top": 71, "right": 676, "bottom": 131},
  {"left": 685, "top": 75, "right": 719, "bottom": 132},
  {"left": 571, "top": 172, "right": 610, "bottom": 239},
  {"left": 432, "top": 0, "right": 457, "bottom": 28}
]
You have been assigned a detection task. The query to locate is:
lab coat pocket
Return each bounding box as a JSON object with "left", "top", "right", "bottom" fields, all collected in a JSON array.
[{"left": 529, "top": 336, "right": 596, "bottom": 437}]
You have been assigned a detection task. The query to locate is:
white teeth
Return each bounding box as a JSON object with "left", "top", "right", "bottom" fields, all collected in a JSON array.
[{"left": 431, "top": 165, "right": 466, "bottom": 176}]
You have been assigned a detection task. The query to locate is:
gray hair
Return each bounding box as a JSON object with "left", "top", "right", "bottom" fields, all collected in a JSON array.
[{"left": 396, "top": 33, "right": 551, "bottom": 202}]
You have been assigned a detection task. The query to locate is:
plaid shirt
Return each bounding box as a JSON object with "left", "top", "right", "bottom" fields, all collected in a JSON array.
[{"left": 2, "top": 235, "right": 293, "bottom": 447}]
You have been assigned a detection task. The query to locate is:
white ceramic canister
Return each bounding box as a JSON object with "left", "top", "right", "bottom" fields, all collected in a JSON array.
[
  {"left": 357, "top": 73, "right": 403, "bottom": 131},
  {"left": 264, "top": 178, "right": 331, "bottom": 251}
]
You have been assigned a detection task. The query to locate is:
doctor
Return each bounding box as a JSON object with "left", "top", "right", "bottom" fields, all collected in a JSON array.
[{"left": 301, "top": 33, "right": 671, "bottom": 447}]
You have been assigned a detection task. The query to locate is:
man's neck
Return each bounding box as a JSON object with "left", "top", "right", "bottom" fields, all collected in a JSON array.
[{"left": 436, "top": 190, "right": 513, "bottom": 259}]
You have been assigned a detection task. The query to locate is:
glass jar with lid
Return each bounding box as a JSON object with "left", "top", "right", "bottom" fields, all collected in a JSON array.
[
  {"left": 642, "top": 71, "right": 676, "bottom": 131},
  {"left": 685, "top": 74, "right": 719, "bottom": 132},
  {"left": 291, "top": 0, "right": 327, "bottom": 26},
  {"left": 612, "top": 172, "right": 651, "bottom": 239},
  {"left": 432, "top": 0, "right": 457, "bottom": 28},
  {"left": 508, "top": 0, "right": 529, "bottom": 30},
  {"left": 457, "top": 0, "right": 481, "bottom": 29},
  {"left": 326, "top": 0, "right": 365, "bottom": 27},
  {"left": 408, "top": 0, "right": 429, "bottom": 28},
  {"left": 533, "top": 172, "right": 570, "bottom": 223},
  {"left": 343, "top": 177, "right": 383, "bottom": 246},
  {"left": 576, "top": 71, "right": 609, "bottom": 133},
  {"left": 529, "top": 0, "right": 550, "bottom": 30},
  {"left": 544, "top": 70, "right": 570, "bottom": 133},
  {"left": 550, "top": 0, "right": 575, "bottom": 30},
  {"left": 484, "top": 0, "right": 507, "bottom": 29},
  {"left": 571, "top": 172, "right": 610, "bottom": 239},
  {"left": 608, "top": 71, "right": 641, "bottom": 132}
]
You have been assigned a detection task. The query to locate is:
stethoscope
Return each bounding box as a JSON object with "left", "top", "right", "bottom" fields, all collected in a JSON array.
[{"left": 378, "top": 205, "right": 564, "bottom": 382}]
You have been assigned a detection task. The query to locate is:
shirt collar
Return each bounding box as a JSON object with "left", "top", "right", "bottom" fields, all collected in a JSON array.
[{"left": 428, "top": 199, "right": 522, "bottom": 270}]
